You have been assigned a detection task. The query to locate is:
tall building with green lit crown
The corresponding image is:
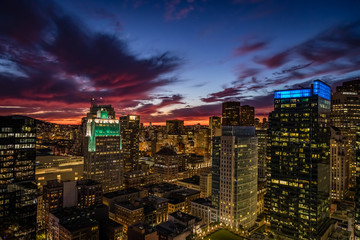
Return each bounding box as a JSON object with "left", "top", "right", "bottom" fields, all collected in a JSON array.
[
  {"left": 268, "top": 80, "right": 331, "bottom": 239},
  {"left": 83, "top": 104, "right": 123, "bottom": 193}
]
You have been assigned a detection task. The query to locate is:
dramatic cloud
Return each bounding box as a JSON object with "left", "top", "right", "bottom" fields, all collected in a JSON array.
[
  {"left": 0, "top": 0, "right": 181, "bottom": 124},
  {"left": 134, "top": 94, "right": 184, "bottom": 117},
  {"left": 257, "top": 20, "right": 360, "bottom": 69},
  {"left": 233, "top": 41, "right": 268, "bottom": 56},
  {"left": 164, "top": 0, "right": 196, "bottom": 21},
  {"left": 201, "top": 20, "right": 360, "bottom": 117}
]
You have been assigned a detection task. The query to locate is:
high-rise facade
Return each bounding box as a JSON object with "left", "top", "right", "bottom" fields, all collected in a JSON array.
[
  {"left": 256, "top": 129, "right": 267, "bottom": 181},
  {"left": 222, "top": 102, "right": 241, "bottom": 126},
  {"left": 211, "top": 133, "right": 221, "bottom": 208},
  {"left": 330, "top": 126, "right": 349, "bottom": 201},
  {"left": 355, "top": 124, "right": 360, "bottom": 239},
  {"left": 209, "top": 116, "right": 221, "bottom": 138},
  {"left": 83, "top": 104, "right": 123, "bottom": 193},
  {"left": 166, "top": 120, "right": 185, "bottom": 135},
  {"left": 240, "top": 105, "right": 255, "bottom": 126},
  {"left": 256, "top": 128, "right": 267, "bottom": 217},
  {"left": 331, "top": 79, "right": 360, "bottom": 194},
  {"left": 268, "top": 80, "right": 331, "bottom": 239},
  {"left": 217, "top": 126, "right": 258, "bottom": 229},
  {"left": 0, "top": 116, "right": 37, "bottom": 239},
  {"left": 120, "top": 115, "right": 140, "bottom": 172}
]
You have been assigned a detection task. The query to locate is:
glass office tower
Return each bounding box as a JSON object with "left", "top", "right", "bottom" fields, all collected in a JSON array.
[
  {"left": 213, "top": 126, "right": 258, "bottom": 229},
  {"left": 268, "top": 80, "right": 331, "bottom": 239},
  {"left": 0, "top": 116, "right": 37, "bottom": 239}
]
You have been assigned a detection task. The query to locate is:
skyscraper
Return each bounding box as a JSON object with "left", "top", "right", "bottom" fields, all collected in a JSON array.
[
  {"left": 211, "top": 132, "right": 221, "bottom": 208},
  {"left": 256, "top": 129, "right": 267, "bottom": 181},
  {"left": 222, "top": 102, "right": 241, "bottom": 126},
  {"left": 0, "top": 116, "right": 37, "bottom": 239},
  {"left": 331, "top": 79, "right": 360, "bottom": 195},
  {"left": 355, "top": 124, "right": 360, "bottom": 239},
  {"left": 120, "top": 115, "right": 140, "bottom": 172},
  {"left": 166, "top": 120, "right": 185, "bottom": 135},
  {"left": 256, "top": 128, "right": 267, "bottom": 217},
  {"left": 268, "top": 80, "right": 331, "bottom": 239},
  {"left": 217, "top": 126, "right": 258, "bottom": 229},
  {"left": 330, "top": 126, "right": 349, "bottom": 201},
  {"left": 83, "top": 104, "right": 123, "bottom": 193},
  {"left": 240, "top": 105, "right": 255, "bottom": 126},
  {"left": 209, "top": 116, "right": 221, "bottom": 138}
]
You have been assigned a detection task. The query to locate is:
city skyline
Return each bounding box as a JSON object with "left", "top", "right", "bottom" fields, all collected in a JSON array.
[{"left": 1, "top": 0, "right": 360, "bottom": 125}]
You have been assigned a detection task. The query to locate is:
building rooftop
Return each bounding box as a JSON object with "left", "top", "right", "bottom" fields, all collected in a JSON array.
[
  {"left": 156, "top": 147, "right": 177, "bottom": 156},
  {"left": 178, "top": 175, "right": 200, "bottom": 186},
  {"left": 115, "top": 201, "right": 143, "bottom": 211},
  {"left": 328, "top": 228, "right": 351, "bottom": 240},
  {"left": 124, "top": 170, "right": 146, "bottom": 178},
  {"left": 143, "top": 182, "right": 181, "bottom": 194},
  {"left": 170, "top": 211, "right": 199, "bottom": 223},
  {"left": 170, "top": 188, "right": 200, "bottom": 199},
  {"left": 129, "top": 223, "right": 157, "bottom": 235},
  {"left": 168, "top": 198, "right": 185, "bottom": 205},
  {"left": 103, "top": 187, "right": 140, "bottom": 199},
  {"left": 60, "top": 217, "right": 98, "bottom": 232},
  {"left": 191, "top": 198, "right": 214, "bottom": 207},
  {"left": 156, "top": 221, "right": 189, "bottom": 237},
  {"left": 143, "top": 195, "right": 168, "bottom": 205},
  {"left": 77, "top": 179, "right": 101, "bottom": 186}
]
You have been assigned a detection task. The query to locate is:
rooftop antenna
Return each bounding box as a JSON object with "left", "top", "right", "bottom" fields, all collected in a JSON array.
[{"left": 91, "top": 97, "right": 96, "bottom": 107}]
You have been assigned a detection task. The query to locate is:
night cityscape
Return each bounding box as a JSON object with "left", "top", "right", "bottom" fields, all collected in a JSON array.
[{"left": 1, "top": 0, "right": 360, "bottom": 240}]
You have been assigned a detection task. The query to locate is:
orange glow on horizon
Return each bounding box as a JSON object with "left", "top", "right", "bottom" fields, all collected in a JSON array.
[{"left": 40, "top": 114, "right": 269, "bottom": 126}]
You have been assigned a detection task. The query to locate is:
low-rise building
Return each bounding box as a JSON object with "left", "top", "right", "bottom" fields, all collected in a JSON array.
[
  {"left": 124, "top": 170, "right": 160, "bottom": 189},
  {"left": 128, "top": 223, "right": 158, "bottom": 240},
  {"left": 156, "top": 221, "right": 190, "bottom": 240},
  {"left": 58, "top": 217, "right": 99, "bottom": 240},
  {"left": 168, "top": 198, "right": 186, "bottom": 214},
  {"left": 176, "top": 175, "right": 200, "bottom": 192},
  {"left": 47, "top": 205, "right": 110, "bottom": 240},
  {"left": 143, "top": 183, "right": 181, "bottom": 197},
  {"left": 114, "top": 201, "right": 144, "bottom": 233},
  {"left": 164, "top": 189, "right": 200, "bottom": 214},
  {"left": 156, "top": 211, "right": 200, "bottom": 240},
  {"left": 191, "top": 198, "right": 218, "bottom": 225},
  {"left": 103, "top": 188, "right": 148, "bottom": 215}
]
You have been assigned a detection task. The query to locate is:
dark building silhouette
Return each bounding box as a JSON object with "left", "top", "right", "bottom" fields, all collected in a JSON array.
[
  {"left": 240, "top": 105, "right": 255, "bottom": 126},
  {"left": 222, "top": 101, "right": 240, "bottom": 126},
  {"left": 267, "top": 80, "right": 331, "bottom": 239},
  {"left": 0, "top": 116, "right": 37, "bottom": 239}
]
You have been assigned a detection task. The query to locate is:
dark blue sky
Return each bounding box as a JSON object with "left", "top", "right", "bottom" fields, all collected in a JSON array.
[{"left": 0, "top": 0, "right": 359, "bottom": 124}]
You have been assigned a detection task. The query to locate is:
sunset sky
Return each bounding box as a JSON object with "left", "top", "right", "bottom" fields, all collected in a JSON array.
[{"left": 1, "top": 0, "right": 360, "bottom": 125}]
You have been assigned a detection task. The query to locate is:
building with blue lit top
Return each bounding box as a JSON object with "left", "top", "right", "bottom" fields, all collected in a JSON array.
[
  {"left": 83, "top": 104, "right": 123, "bottom": 193},
  {"left": 267, "top": 80, "right": 331, "bottom": 239}
]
